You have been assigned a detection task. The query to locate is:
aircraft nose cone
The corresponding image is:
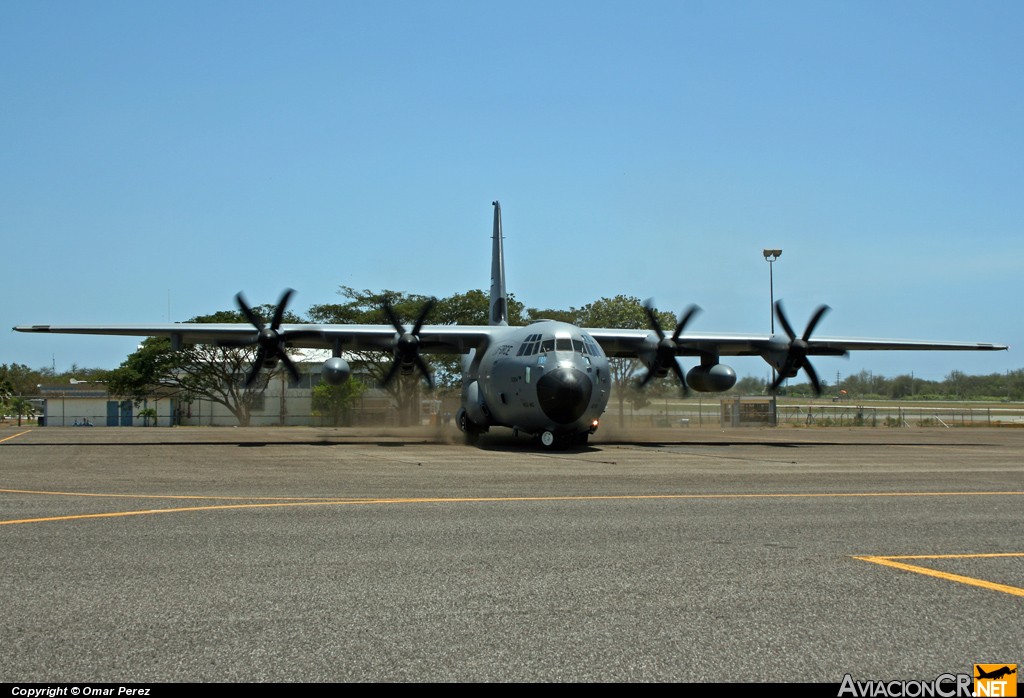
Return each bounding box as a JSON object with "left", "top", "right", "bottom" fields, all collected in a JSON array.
[{"left": 537, "top": 368, "right": 592, "bottom": 424}]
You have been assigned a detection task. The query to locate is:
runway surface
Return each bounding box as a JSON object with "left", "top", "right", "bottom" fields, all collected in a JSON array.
[{"left": 1, "top": 424, "right": 1021, "bottom": 682}]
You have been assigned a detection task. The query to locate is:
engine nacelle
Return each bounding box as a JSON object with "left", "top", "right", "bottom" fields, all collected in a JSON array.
[
  {"left": 686, "top": 363, "right": 737, "bottom": 392},
  {"left": 321, "top": 357, "right": 351, "bottom": 386}
]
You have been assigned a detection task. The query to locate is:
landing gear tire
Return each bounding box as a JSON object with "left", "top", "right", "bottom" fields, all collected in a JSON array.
[
  {"left": 540, "top": 431, "right": 557, "bottom": 449},
  {"left": 457, "top": 409, "right": 483, "bottom": 446}
]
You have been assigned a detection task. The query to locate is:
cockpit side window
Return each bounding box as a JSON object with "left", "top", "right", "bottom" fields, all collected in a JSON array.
[{"left": 517, "top": 334, "right": 544, "bottom": 356}]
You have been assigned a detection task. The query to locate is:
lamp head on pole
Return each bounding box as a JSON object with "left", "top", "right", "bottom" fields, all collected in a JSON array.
[{"left": 763, "top": 249, "right": 782, "bottom": 261}]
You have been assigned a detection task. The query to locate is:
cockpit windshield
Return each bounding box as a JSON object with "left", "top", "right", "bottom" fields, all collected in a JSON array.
[{"left": 516, "top": 333, "right": 603, "bottom": 358}]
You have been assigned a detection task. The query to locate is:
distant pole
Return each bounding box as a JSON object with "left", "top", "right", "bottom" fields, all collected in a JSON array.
[
  {"left": 763, "top": 249, "right": 782, "bottom": 387},
  {"left": 763, "top": 249, "right": 782, "bottom": 333}
]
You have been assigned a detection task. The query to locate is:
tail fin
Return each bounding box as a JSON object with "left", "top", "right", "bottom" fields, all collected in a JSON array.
[{"left": 489, "top": 201, "right": 508, "bottom": 326}]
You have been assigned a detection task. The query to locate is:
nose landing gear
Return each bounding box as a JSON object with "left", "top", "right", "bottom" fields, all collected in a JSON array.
[{"left": 538, "top": 430, "right": 589, "bottom": 450}]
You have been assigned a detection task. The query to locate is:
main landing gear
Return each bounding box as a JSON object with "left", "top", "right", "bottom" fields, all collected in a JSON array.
[{"left": 456, "top": 408, "right": 486, "bottom": 446}]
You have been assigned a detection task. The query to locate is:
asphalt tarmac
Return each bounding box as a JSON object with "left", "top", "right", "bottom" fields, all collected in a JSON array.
[{"left": 1, "top": 424, "right": 1021, "bottom": 683}]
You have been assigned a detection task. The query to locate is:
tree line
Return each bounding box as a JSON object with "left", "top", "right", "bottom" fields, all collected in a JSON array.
[{"left": 763, "top": 368, "right": 1024, "bottom": 402}]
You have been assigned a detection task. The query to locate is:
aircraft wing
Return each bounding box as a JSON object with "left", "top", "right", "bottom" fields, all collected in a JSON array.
[
  {"left": 15, "top": 323, "right": 1007, "bottom": 356},
  {"left": 585, "top": 327, "right": 1008, "bottom": 359},
  {"left": 13, "top": 323, "right": 498, "bottom": 354}
]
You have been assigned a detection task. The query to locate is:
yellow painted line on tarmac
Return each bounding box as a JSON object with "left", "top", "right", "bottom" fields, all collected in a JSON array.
[
  {"left": 3, "top": 487, "right": 1024, "bottom": 504},
  {"left": 863, "top": 552, "right": 1024, "bottom": 560},
  {"left": 2, "top": 489, "right": 1024, "bottom": 527},
  {"left": 0, "top": 499, "right": 383, "bottom": 525},
  {"left": 853, "top": 553, "right": 1024, "bottom": 597},
  {"left": 0, "top": 430, "right": 32, "bottom": 444},
  {"left": 0, "top": 487, "right": 366, "bottom": 501}
]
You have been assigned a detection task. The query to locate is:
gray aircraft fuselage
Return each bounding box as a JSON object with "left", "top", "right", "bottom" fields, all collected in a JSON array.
[{"left": 458, "top": 320, "right": 610, "bottom": 446}]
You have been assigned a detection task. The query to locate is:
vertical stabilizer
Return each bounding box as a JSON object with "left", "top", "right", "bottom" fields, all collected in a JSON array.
[{"left": 489, "top": 200, "right": 508, "bottom": 326}]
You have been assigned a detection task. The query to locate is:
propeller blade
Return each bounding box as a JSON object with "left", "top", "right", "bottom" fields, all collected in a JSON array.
[
  {"left": 382, "top": 299, "right": 404, "bottom": 335},
  {"left": 245, "top": 348, "right": 267, "bottom": 388},
  {"left": 411, "top": 297, "right": 436, "bottom": 336},
  {"left": 768, "top": 302, "right": 832, "bottom": 396},
  {"left": 802, "top": 305, "right": 830, "bottom": 342},
  {"left": 236, "top": 292, "right": 264, "bottom": 331},
  {"left": 233, "top": 289, "right": 303, "bottom": 388},
  {"left": 278, "top": 352, "right": 301, "bottom": 384},
  {"left": 637, "top": 369, "right": 657, "bottom": 388},
  {"left": 270, "top": 288, "right": 295, "bottom": 330},
  {"left": 803, "top": 359, "right": 822, "bottom": 396},
  {"left": 381, "top": 359, "right": 402, "bottom": 388},
  {"left": 379, "top": 298, "right": 436, "bottom": 390},
  {"left": 672, "top": 305, "right": 701, "bottom": 342},
  {"left": 670, "top": 358, "right": 689, "bottom": 395},
  {"left": 414, "top": 355, "right": 435, "bottom": 389},
  {"left": 642, "top": 299, "right": 666, "bottom": 341},
  {"left": 774, "top": 300, "right": 796, "bottom": 340},
  {"left": 638, "top": 301, "right": 699, "bottom": 391}
]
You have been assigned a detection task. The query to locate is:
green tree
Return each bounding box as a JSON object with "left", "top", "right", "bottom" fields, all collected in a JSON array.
[
  {"left": 732, "top": 375, "right": 768, "bottom": 395},
  {"left": 106, "top": 306, "right": 302, "bottom": 426},
  {"left": 524, "top": 307, "right": 576, "bottom": 324},
  {"left": 430, "top": 289, "right": 525, "bottom": 390},
  {"left": 0, "top": 363, "right": 45, "bottom": 396},
  {"left": 432, "top": 289, "right": 525, "bottom": 326},
  {"left": 1, "top": 363, "right": 112, "bottom": 399},
  {"left": 889, "top": 374, "right": 915, "bottom": 399},
  {"left": 7, "top": 396, "right": 35, "bottom": 426},
  {"left": 573, "top": 295, "right": 676, "bottom": 427},
  {"left": 309, "top": 287, "right": 527, "bottom": 421},
  {"left": 1004, "top": 369, "right": 1024, "bottom": 401},
  {"left": 0, "top": 377, "right": 13, "bottom": 412},
  {"left": 0, "top": 383, "right": 9, "bottom": 420},
  {"left": 311, "top": 378, "right": 366, "bottom": 426},
  {"left": 309, "top": 287, "right": 434, "bottom": 425}
]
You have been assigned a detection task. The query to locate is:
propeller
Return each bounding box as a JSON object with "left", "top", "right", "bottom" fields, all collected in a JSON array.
[
  {"left": 381, "top": 297, "right": 437, "bottom": 389},
  {"left": 219, "top": 288, "right": 312, "bottom": 388},
  {"left": 769, "top": 301, "right": 832, "bottom": 396},
  {"left": 637, "top": 299, "right": 701, "bottom": 393}
]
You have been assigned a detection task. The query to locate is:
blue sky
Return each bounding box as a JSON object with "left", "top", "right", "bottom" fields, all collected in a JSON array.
[{"left": 3, "top": 1, "right": 1020, "bottom": 383}]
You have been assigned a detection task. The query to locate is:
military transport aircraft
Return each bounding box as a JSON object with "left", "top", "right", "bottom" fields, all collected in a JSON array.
[{"left": 14, "top": 201, "right": 1008, "bottom": 448}]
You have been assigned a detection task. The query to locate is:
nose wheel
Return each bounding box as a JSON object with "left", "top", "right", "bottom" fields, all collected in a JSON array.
[{"left": 538, "top": 430, "right": 589, "bottom": 450}]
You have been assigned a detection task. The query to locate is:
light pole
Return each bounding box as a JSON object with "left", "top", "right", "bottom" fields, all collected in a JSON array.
[
  {"left": 763, "top": 249, "right": 782, "bottom": 392},
  {"left": 763, "top": 249, "right": 782, "bottom": 334}
]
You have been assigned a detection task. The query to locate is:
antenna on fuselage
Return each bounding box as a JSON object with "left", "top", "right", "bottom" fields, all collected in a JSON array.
[{"left": 489, "top": 200, "right": 508, "bottom": 326}]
